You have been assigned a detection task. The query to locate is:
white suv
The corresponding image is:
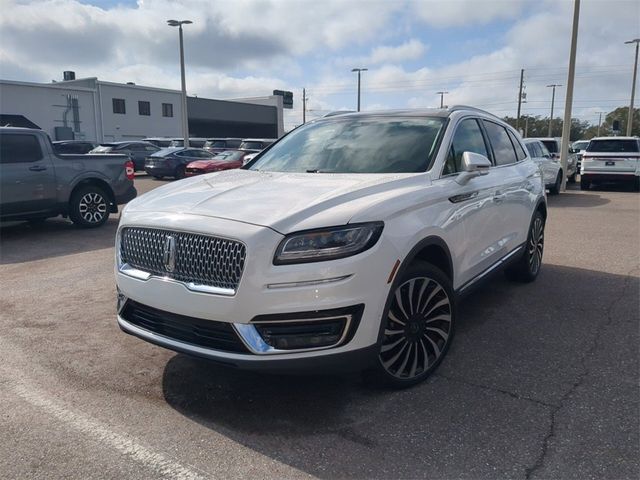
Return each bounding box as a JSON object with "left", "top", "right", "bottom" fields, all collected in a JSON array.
[
  {"left": 115, "top": 107, "right": 547, "bottom": 387},
  {"left": 580, "top": 136, "right": 640, "bottom": 191}
]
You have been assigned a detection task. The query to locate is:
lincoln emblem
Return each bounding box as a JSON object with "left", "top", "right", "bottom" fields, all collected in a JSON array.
[{"left": 163, "top": 235, "right": 176, "bottom": 272}]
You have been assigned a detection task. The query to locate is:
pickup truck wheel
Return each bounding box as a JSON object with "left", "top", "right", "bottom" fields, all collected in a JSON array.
[
  {"left": 505, "top": 211, "right": 544, "bottom": 283},
  {"left": 366, "top": 262, "right": 456, "bottom": 388},
  {"left": 549, "top": 171, "right": 562, "bottom": 195},
  {"left": 69, "top": 185, "right": 110, "bottom": 228}
]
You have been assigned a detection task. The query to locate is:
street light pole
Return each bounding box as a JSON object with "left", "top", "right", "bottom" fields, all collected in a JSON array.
[
  {"left": 168, "top": 19, "right": 193, "bottom": 148},
  {"left": 351, "top": 68, "right": 368, "bottom": 111},
  {"left": 559, "top": 0, "right": 580, "bottom": 192},
  {"left": 436, "top": 91, "right": 448, "bottom": 108},
  {"left": 624, "top": 38, "right": 640, "bottom": 136},
  {"left": 546, "top": 84, "right": 562, "bottom": 137}
]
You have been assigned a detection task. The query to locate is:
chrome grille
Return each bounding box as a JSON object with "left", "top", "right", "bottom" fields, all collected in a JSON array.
[{"left": 120, "top": 227, "right": 246, "bottom": 291}]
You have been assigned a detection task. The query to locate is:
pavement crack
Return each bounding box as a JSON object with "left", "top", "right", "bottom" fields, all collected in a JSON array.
[
  {"left": 524, "top": 265, "right": 639, "bottom": 479},
  {"left": 433, "top": 373, "right": 557, "bottom": 409}
]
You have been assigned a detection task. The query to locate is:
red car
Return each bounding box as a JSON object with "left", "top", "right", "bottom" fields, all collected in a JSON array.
[{"left": 185, "top": 150, "right": 251, "bottom": 176}]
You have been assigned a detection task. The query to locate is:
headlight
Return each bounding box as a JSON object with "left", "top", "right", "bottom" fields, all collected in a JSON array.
[{"left": 274, "top": 222, "right": 383, "bottom": 265}]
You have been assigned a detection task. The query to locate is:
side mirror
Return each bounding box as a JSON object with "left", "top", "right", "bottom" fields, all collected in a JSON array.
[{"left": 455, "top": 152, "right": 491, "bottom": 185}]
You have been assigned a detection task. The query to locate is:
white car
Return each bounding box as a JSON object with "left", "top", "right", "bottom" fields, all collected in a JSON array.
[
  {"left": 580, "top": 137, "right": 640, "bottom": 191},
  {"left": 571, "top": 139, "right": 590, "bottom": 172},
  {"left": 531, "top": 137, "right": 577, "bottom": 182},
  {"left": 523, "top": 138, "right": 563, "bottom": 194},
  {"left": 115, "top": 107, "right": 547, "bottom": 387}
]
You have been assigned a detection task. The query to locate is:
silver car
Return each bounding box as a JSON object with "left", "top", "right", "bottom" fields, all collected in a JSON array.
[{"left": 524, "top": 138, "right": 563, "bottom": 194}]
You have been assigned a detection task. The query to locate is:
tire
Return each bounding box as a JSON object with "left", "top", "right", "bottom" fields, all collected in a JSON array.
[
  {"left": 633, "top": 177, "right": 640, "bottom": 192},
  {"left": 568, "top": 172, "right": 576, "bottom": 183},
  {"left": 366, "top": 261, "right": 456, "bottom": 388},
  {"left": 505, "top": 211, "right": 545, "bottom": 283},
  {"left": 549, "top": 171, "right": 562, "bottom": 195},
  {"left": 152, "top": 175, "right": 164, "bottom": 180},
  {"left": 68, "top": 185, "right": 110, "bottom": 228},
  {"left": 580, "top": 176, "right": 590, "bottom": 190},
  {"left": 175, "top": 166, "right": 186, "bottom": 180}
]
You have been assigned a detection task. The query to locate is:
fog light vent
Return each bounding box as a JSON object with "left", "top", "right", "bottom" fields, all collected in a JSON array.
[{"left": 254, "top": 318, "right": 348, "bottom": 350}]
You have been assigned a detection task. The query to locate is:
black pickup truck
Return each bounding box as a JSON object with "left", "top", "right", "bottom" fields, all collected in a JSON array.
[{"left": 0, "top": 127, "right": 137, "bottom": 227}]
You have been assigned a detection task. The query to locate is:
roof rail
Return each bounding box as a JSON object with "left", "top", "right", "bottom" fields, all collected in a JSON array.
[{"left": 447, "top": 105, "right": 502, "bottom": 120}]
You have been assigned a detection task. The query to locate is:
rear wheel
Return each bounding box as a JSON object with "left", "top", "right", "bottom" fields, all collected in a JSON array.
[
  {"left": 505, "top": 211, "right": 544, "bottom": 283},
  {"left": 69, "top": 185, "right": 110, "bottom": 228},
  {"left": 580, "top": 176, "right": 590, "bottom": 190},
  {"left": 367, "top": 262, "right": 456, "bottom": 388}
]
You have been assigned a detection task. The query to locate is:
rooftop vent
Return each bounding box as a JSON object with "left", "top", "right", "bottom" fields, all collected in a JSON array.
[{"left": 63, "top": 71, "right": 76, "bottom": 81}]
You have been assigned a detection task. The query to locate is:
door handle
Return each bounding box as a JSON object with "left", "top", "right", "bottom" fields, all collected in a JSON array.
[
  {"left": 493, "top": 191, "right": 506, "bottom": 203},
  {"left": 28, "top": 165, "right": 47, "bottom": 172}
]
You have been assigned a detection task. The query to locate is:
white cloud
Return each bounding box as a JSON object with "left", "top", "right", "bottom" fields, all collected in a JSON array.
[
  {"left": 409, "top": 0, "right": 528, "bottom": 27},
  {"left": 369, "top": 39, "right": 428, "bottom": 64}
]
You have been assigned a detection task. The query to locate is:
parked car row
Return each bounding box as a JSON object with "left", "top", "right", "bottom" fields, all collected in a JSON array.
[{"left": 580, "top": 137, "right": 640, "bottom": 191}]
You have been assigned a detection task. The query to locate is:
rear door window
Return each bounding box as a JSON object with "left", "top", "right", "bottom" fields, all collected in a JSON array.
[
  {"left": 483, "top": 121, "right": 518, "bottom": 166},
  {"left": 507, "top": 131, "right": 527, "bottom": 161},
  {"left": 0, "top": 133, "right": 43, "bottom": 163}
]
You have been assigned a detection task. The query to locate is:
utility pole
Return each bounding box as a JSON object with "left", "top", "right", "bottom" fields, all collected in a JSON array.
[
  {"left": 516, "top": 69, "right": 525, "bottom": 131},
  {"left": 624, "top": 38, "right": 640, "bottom": 136},
  {"left": 302, "top": 88, "right": 307, "bottom": 124},
  {"left": 559, "top": 0, "right": 580, "bottom": 192},
  {"left": 351, "top": 68, "right": 368, "bottom": 111},
  {"left": 546, "top": 84, "right": 562, "bottom": 137},
  {"left": 597, "top": 111, "right": 604, "bottom": 136},
  {"left": 436, "top": 91, "right": 448, "bottom": 108},
  {"left": 524, "top": 116, "right": 529, "bottom": 138}
]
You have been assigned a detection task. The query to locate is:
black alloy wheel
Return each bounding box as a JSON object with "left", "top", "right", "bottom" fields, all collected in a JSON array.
[{"left": 370, "top": 262, "right": 456, "bottom": 388}]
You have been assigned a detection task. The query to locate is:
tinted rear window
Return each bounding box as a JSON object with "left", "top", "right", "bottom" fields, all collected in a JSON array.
[
  {"left": 240, "top": 141, "right": 263, "bottom": 150},
  {"left": 541, "top": 140, "right": 558, "bottom": 154},
  {"left": 587, "top": 139, "right": 639, "bottom": 153},
  {"left": 0, "top": 133, "right": 43, "bottom": 163}
]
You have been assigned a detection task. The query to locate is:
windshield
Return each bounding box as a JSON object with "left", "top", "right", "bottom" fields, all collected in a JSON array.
[
  {"left": 151, "top": 147, "right": 182, "bottom": 157},
  {"left": 587, "top": 139, "right": 639, "bottom": 153},
  {"left": 213, "top": 150, "right": 243, "bottom": 161},
  {"left": 248, "top": 116, "right": 445, "bottom": 173},
  {"left": 169, "top": 140, "right": 184, "bottom": 147},
  {"left": 91, "top": 145, "right": 115, "bottom": 153},
  {"left": 205, "top": 140, "right": 226, "bottom": 148},
  {"left": 240, "top": 141, "right": 263, "bottom": 150},
  {"left": 573, "top": 141, "right": 589, "bottom": 150}
]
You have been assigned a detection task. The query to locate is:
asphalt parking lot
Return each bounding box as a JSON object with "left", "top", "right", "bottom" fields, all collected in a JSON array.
[{"left": 0, "top": 176, "right": 638, "bottom": 480}]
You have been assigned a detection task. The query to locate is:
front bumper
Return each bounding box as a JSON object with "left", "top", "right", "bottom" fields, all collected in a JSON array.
[{"left": 115, "top": 212, "right": 398, "bottom": 367}]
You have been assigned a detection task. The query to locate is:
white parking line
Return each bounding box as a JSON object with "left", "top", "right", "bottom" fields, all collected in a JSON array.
[{"left": 11, "top": 381, "right": 207, "bottom": 480}]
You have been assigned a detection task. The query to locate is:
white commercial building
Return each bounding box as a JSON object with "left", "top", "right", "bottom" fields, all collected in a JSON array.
[{"left": 0, "top": 73, "right": 286, "bottom": 142}]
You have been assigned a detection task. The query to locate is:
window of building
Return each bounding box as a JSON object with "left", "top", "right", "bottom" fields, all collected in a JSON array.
[
  {"left": 112, "top": 98, "right": 126, "bottom": 114},
  {"left": 162, "top": 103, "right": 173, "bottom": 117},
  {"left": 138, "top": 101, "right": 150, "bottom": 116},
  {"left": 0, "top": 133, "right": 43, "bottom": 163},
  {"left": 483, "top": 121, "right": 518, "bottom": 166}
]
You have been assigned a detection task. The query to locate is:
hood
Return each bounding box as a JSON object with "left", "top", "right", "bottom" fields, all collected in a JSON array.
[{"left": 126, "top": 169, "right": 430, "bottom": 233}]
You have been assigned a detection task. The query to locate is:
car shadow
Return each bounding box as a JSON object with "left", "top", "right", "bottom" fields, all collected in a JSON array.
[
  {"left": 0, "top": 217, "right": 118, "bottom": 264},
  {"left": 546, "top": 191, "right": 611, "bottom": 208},
  {"left": 161, "top": 264, "right": 639, "bottom": 478}
]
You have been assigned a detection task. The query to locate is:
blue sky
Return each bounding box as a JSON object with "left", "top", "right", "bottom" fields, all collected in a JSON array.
[{"left": 2, "top": 0, "right": 639, "bottom": 129}]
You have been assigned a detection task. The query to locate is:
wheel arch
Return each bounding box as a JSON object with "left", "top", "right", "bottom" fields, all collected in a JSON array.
[{"left": 69, "top": 178, "right": 117, "bottom": 213}]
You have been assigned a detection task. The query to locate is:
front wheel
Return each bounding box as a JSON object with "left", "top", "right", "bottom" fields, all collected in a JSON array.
[
  {"left": 69, "top": 185, "right": 110, "bottom": 228},
  {"left": 367, "top": 262, "right": 456, "bottom": 388},
  {"left": 505, "top": 211, "right": 544, "bottom": 283}
]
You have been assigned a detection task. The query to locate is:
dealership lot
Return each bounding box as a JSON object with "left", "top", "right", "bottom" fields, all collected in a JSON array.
[{"left": 0, "top": 177, "right": 638, "bottom": 479}]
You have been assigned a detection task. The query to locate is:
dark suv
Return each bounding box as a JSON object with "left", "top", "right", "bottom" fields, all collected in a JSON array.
[{"left": 90, "top": 141, "right": 160, "bottom": 171}]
